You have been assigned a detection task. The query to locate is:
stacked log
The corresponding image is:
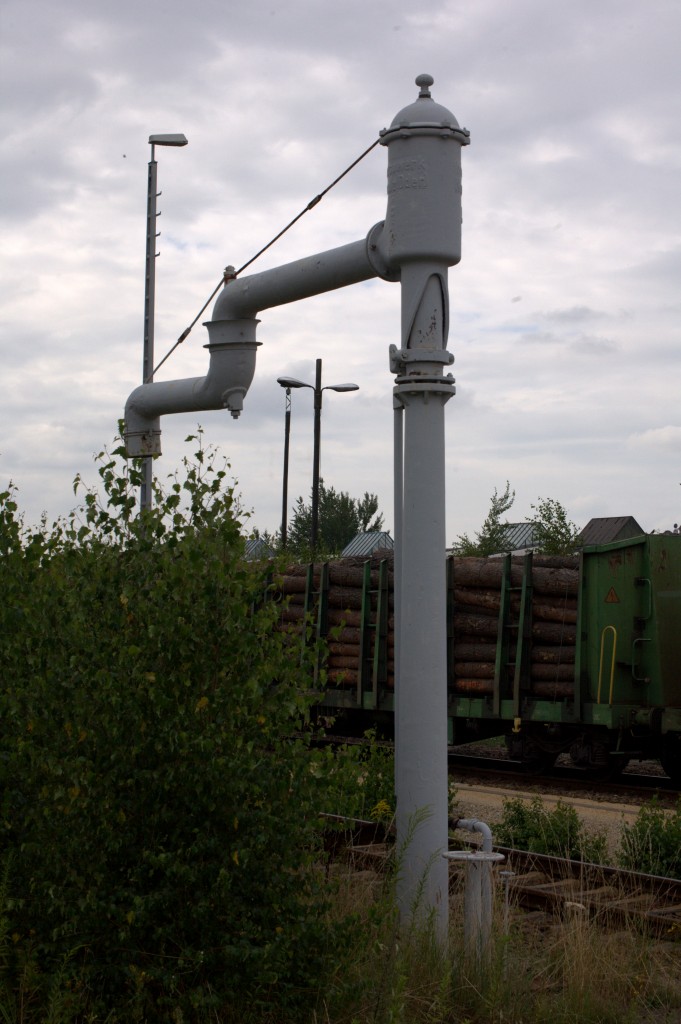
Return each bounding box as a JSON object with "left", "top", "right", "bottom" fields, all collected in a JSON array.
[
  {"left": 275, "top": 552, "right": 579, "bottom": 698},
  {"left": 276, "top": 554, "right": 395, "bottom": 689},
  {"left": 450, "top": 556, "right": 579, "bottom": 701}
]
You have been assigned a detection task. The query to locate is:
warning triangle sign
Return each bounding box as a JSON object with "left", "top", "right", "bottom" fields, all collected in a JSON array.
[{"left": 605, "top": 587, "right": 620, "bottom": 604}]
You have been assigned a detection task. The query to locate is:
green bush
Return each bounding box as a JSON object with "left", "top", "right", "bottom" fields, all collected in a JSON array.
[
  {"left": 0, "top": 432, "right": 342, "bottom": 1021},
  {"left": 619, "top": 798, "right": 681, "bottom": 878},
  {"left": 315, "top": 730, "right": 395, "bottom": 823},
  {"left": 495, "top": 796, "right": 607, "bottom": 863}
]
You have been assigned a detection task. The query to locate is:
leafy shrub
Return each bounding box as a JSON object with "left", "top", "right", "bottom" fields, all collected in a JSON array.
[
  {"left": 0, "top": 432, "right": 342, "bottom": 1020},
  {"left": 619, "top": 798, "right": 681, "bottom": 878},
  {"left": 315, "top": 729, "right": 395, "bottom": 823},
  {"left": 495, "top": 797, "right": 607, "bottom": 863}
]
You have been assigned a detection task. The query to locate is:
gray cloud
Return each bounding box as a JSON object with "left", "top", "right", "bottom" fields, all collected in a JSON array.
[
  {"left": 542, "top": 306, "right": 606, "bottom": 323},
  {"left": 1, "top": 0, "right": 680, "bottom": 538}
]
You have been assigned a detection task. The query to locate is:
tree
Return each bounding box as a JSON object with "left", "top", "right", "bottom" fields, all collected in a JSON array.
[
  {"left": 287, "top": 480, "right": 384, "bottom": 557},
  {"left": 529, "top": 496, "right": 580, "bottom": 555},
  {"left": 0, "top": 433, "right": 343, "bottom": 1019},
  {"left": 453, "top": 481, "right": 515, "bottom": 556}
]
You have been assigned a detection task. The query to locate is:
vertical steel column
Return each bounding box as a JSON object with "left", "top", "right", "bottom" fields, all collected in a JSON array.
[
  {"left": 381, "top": 74, "right": 469, "bottom": 940},
  {"left": 311, "top": 358, "right": 322, "bottom": 554},
  {"left": 393, "top": 399, "right": 404, "bottom": 756},
  {"left": 393, "top": 358, "right": 454, "bottom": 939},
  {"left": 280, "top": 387, "right": 292, "bottom": 548},
  {"left": 141, "top": 150, "right": 158, "bottom": 513},
  {"left": 139, "top": 133, "right": 187, "bottom": 511}
]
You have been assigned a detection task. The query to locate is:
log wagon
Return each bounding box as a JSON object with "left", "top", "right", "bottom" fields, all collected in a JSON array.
[{"left": 275, "top": 534, "right": 681, "bottom": 780}]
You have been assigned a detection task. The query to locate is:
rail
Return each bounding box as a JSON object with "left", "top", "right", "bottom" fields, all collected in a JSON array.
[{"left": 325, "top": 820, "right": 681, "bottom": 940}]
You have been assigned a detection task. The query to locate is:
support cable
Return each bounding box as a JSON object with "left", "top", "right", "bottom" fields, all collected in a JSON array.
[{"left": 147, "top": 137, "right": 380, "bottom": 381}]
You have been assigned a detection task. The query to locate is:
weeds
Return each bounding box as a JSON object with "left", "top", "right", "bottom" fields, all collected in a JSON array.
[
  {"left": 495, "top": 796, "right": 608, "bottom": 863},
  {"left": 317, "top": 729, "right": 395, "bottom": 823},
  {"left": 619, "top": 798, "right": 681, "bottom": 878},
  {"left": 319, "top": 865, "right": 681, "bottom": 1024}
]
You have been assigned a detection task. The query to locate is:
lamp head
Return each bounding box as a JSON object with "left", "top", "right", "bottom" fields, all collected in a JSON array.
[
  {"left": 277, "top": 376, "right": 311, "bottom": 389},
  {"left": 149, "top": 134, "right": 188, "bottom": 146}
]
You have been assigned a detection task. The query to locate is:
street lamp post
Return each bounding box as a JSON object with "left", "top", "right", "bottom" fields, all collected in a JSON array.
[
  {"left": 277, "top": 358, "right": 358, "bottom": 553},
  {"left": 141, "top": 133, "right": 188, "bottom": 514},
  {"left": 278, "top": 385, "right": 292, "bottom": 548}
]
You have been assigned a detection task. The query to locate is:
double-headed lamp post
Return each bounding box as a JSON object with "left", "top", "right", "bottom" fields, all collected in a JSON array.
[
  {"left": 277, "top": 358, "right": 358, "bottom": 553},
  {"left": 141, "top": 132, "right": 188, "bottom": 514}
]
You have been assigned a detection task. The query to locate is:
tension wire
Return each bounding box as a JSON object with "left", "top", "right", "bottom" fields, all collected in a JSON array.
[{"left": 148, "top": 137, "right": 381, "bottom": 381}]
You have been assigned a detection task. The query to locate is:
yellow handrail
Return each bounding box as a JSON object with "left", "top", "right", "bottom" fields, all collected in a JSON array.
[{"left": 597, "top": 625, "right": 617, "bottom": 705}]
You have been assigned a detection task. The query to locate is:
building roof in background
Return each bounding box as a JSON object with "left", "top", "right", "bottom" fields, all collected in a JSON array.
[
  {"left": 501, "top": 523, "right": 537, "bottom": 551},
  {"left": 578, "top": 516, "right": 645, "bottom": 545},
  {"left": 244, "top": 537, "right": 274, "bottom": 560},
  {"left": 341, "top": 531, "right": 394, "bottom": 557}
]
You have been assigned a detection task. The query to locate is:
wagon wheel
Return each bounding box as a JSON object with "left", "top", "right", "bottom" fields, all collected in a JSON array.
[
  {"left": 591, "top": 753, "right": 631, "bottom": 780},
  {"left": 506, "top": 734, "right": 557, "bottom": 775},
  {"left": 570, "top": 737, "right": 629, "bottom": 779},
  {"left": 661, "top": 735, "right": 681, "bottom": 786}
]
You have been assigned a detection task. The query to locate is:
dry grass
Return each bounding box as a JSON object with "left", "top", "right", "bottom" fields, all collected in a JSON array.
[{"left": 315, "top": 860, "right": 681, "bottom": 1024}]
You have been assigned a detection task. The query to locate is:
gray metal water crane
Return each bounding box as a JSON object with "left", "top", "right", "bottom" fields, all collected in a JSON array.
[{"left": 124, "top": 75, "right": 469, "bottom": 937}]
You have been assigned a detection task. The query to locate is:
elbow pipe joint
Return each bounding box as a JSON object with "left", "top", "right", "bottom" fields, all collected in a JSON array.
[
  {"left": 455, "top": 818, "right": 494, "bottom": 853},
  {"left": 202, "top": 318, "right": 261, "bottom": 420},
  {"left": 124, "top": 319, "right": 260, "bottom": 457},
  {"left": 124, "top": 232, "right": 385, "bottom": 457}
]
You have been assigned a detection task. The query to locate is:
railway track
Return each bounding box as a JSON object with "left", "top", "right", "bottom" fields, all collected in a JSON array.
[
  {"left": 448, "top": 751, "right": 680, "bottom": 803},
  {"left": 494, "top": 848, "right": 681, "bottom": 939},
  {"left": 314, "top": 732, "right": 680, "bottom": 802},
  {"left": 325, "top": 819, "right": 681, "bottom": 941}
]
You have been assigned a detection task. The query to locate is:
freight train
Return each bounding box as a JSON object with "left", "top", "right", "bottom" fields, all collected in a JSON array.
[{"left": 276, "top": 533, "right": 681, "bottom": 781}]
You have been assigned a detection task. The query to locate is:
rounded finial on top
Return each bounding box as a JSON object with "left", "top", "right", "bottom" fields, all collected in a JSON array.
[
  {"left": 415, "top": 74, "right": 434, "bottom": 97},
  {"left": 383, "top": 73, "right": 466, "bottom": 141}
]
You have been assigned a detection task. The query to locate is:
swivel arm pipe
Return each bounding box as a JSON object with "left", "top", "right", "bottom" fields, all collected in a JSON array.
[
  {"left": 124, "top": 233, "right": 389, "bottom": 456},
  {"left": 122, "top": 74, "right": 470, "bottom": 946},
  {"left": 213, "top": 235, "right": 388, "bottom": 320}
]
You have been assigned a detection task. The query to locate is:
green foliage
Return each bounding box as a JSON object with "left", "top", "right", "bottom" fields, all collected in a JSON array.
[
  {"left": 453, "top": 481, "right": 515, "bottom": 557},
  {"left": 529, "top": 496, "right": 580, "bottom": 555},
  {"left": 495, "top": 797, "right": 607, "bottom": 863},
  {"left": 287, "top": 480, "right": 384, "bottom": 558},
  {"left": 454, "top": 485, "right": 580, "bottom": 557},
  {"left": 618, "top": 798, "right": 681, "bottom": 878},
  {"left": 316, "top": 731, "right": 395, "bottom": 823},
  {"left": 0, "top": 431, "right": 343, "bottom": 1021}
]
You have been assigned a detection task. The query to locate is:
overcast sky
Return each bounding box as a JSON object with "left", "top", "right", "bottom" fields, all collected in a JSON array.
[{"left": 2, "top": 0, "right": 680, "bottom": 544}]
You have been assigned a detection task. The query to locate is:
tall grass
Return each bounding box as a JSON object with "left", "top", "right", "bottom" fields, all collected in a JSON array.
[
  {"left": 316, "top": 862, "right": 681, "bottom": 1024},
  {"left": 4, "top": 810, "right": 681, "bottom": 1023}
]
